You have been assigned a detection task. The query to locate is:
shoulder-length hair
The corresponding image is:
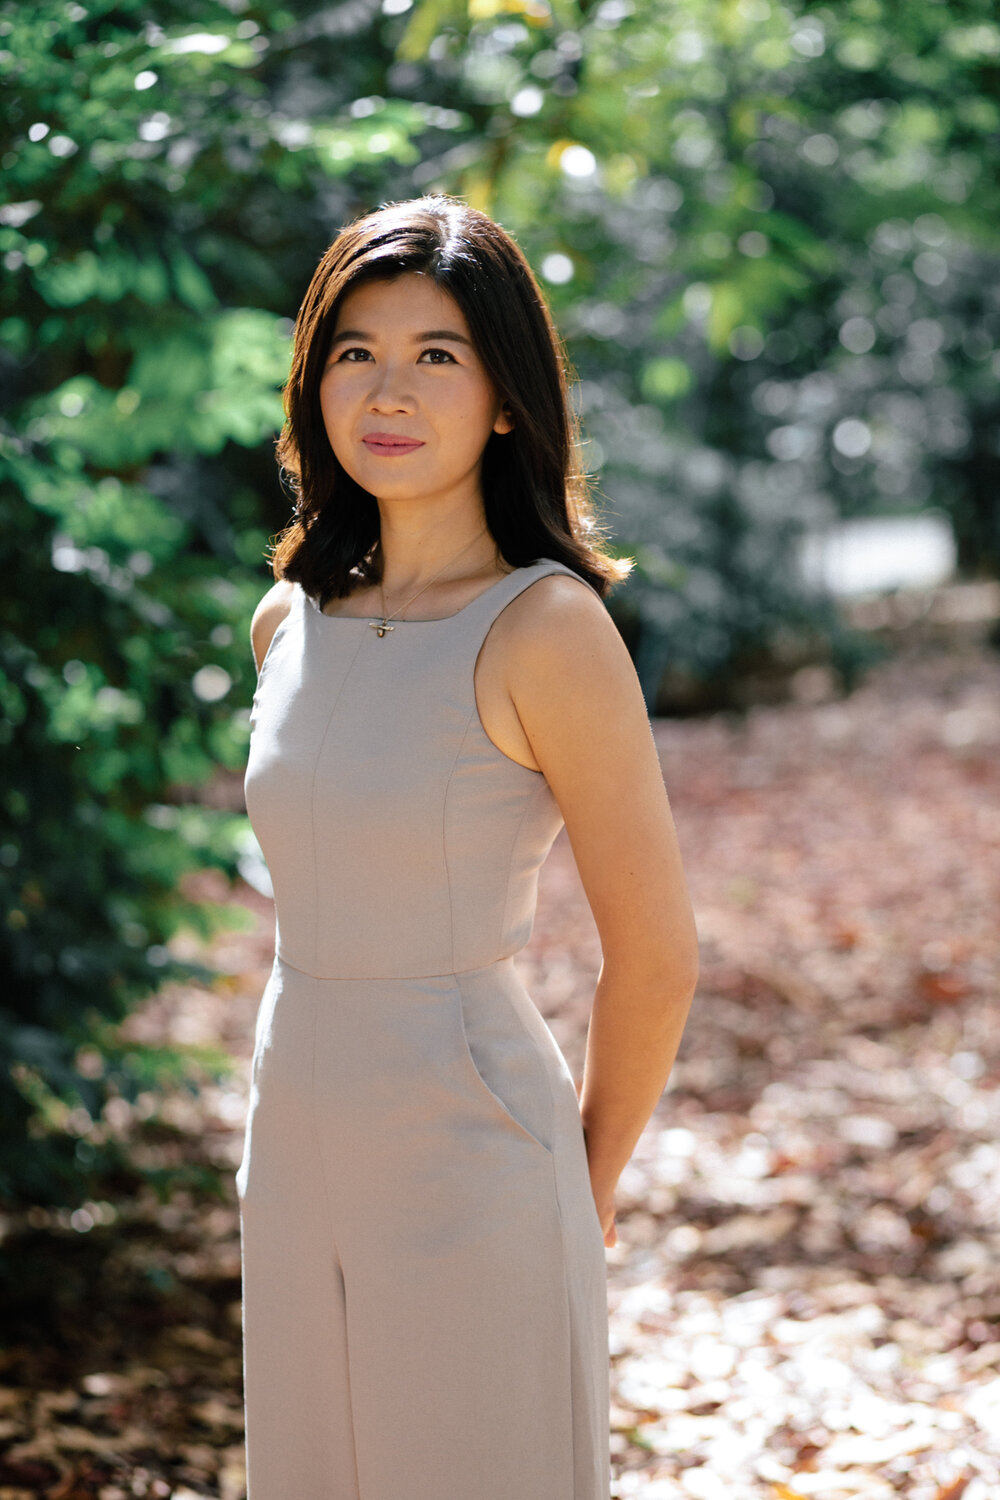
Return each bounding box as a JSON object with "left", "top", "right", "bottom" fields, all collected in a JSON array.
[{"left": 269, "top": 192, "right": 632, "bottom": 607}]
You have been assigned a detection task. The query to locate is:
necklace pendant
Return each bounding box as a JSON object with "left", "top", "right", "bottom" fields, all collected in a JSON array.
[{"left": 370, "top": 619, "right": 394, "bottom": 638}]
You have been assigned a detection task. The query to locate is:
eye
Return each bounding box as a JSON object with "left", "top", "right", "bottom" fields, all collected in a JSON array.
[{"left": 332, "top": 346, "right": 458, "bottom": 365}]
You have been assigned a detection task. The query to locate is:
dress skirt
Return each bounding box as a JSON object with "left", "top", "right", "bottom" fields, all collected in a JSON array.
[{"left": 236, "top": 951, "right": 611, "bottom": 1499}]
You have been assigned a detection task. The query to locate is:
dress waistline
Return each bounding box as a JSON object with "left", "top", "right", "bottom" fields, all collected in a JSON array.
[{"left": 273, "top": 944, "right": 519, "bottom": 984}]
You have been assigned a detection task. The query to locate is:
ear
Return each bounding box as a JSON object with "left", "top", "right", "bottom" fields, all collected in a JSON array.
[{"left": 493, "top": 404, "right": 515, "bottom": 436}]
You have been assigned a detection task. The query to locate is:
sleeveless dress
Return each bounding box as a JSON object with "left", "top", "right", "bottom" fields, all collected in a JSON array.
[{"left": 237, "top": 557, "right": 611, "bottom": 1500}]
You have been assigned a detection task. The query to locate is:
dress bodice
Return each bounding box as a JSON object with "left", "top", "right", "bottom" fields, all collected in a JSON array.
[{"left": 243, "top": 558, "right": 593, "bottom": 978}]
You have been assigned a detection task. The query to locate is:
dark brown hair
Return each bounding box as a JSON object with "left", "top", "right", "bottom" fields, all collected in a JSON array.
[{"left": 269, "top": 192, "right": 632, "bottom": 606}]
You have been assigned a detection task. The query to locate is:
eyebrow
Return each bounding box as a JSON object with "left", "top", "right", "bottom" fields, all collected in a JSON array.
[{"left": 328, "top": 328, "right": 473, "bottom": 349}]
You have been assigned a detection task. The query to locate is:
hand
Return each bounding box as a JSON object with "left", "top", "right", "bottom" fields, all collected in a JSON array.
[{"left": 576, "top": 1089, "right": 620, "bottom": 1247}]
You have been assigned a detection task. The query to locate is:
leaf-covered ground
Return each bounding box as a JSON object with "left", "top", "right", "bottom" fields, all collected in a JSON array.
[{"left": 1, "top": 644, "right": 997, "bottom": 1500}]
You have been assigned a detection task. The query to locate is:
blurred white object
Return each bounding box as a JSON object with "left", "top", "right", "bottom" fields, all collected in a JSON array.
[{"left": 798, "top": 512, "right": 957, "bottom": 596}]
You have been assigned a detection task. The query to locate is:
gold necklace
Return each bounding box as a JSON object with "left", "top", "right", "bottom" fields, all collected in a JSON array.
[{"left": 369, "top": 528, "right": 490, "bottom": 638}]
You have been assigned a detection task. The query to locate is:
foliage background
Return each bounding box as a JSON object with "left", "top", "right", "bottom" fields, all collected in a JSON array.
[{"left": 2, "top": 0, "right": 998, "bottom": 1210}]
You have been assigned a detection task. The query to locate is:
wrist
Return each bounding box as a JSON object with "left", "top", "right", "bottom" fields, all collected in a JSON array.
[{"left": 581, "top": 1120, "right": 633, "bottom": 1179}]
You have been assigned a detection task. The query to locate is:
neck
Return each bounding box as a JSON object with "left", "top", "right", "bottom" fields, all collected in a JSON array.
[{"left": 375, "top": 507, "right": 496, "bottom": 592}]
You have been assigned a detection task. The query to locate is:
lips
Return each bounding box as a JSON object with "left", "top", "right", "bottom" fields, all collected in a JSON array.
[{"left": 362, "top": 433, "right": 425, "bottom": 455}]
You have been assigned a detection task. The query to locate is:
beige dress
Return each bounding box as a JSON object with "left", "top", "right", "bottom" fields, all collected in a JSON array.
[{"left": 237, "top": 557, "right": 610, "bottom": 1499}]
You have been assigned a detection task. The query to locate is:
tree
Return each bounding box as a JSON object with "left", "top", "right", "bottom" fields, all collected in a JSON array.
[
  {"left": 382, "top": 0, "right": 1000, "bottom": 693},
  {"left": 3, "top": 0, "right": 997, "bottom": 1209},
  {"left": 0, "top": 0, "right": 436, "bottom": 1206}
]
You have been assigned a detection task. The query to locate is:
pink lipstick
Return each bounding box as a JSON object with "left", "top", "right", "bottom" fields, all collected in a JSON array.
[{"left": 362, "top": 432, "right": 425, "bottom": 457}]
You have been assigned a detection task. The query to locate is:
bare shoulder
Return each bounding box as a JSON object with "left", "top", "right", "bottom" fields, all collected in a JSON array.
[
  {"left": 497, "top": 570, "right": 634, "bottom": 681},
  {"left": 250, "top": 578, "right": 297, "bottom": 673},
  {"left": 497, "top": 567, "right": 653, "bottom": 790}
]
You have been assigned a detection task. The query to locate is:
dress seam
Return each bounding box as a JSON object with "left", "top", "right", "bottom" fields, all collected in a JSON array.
[
  {"left": 497, "top": 777, "right": 545, "bottom": 953},
  {"left": 306, "top": 628, "right": 368, "bottom": 973},
  {"left": 308, "top": 989, "right": 361, "bottom": 1487},
  {"left": 274, "top": 949, "right": 518, "bottom": 982},
  {"left": 442, "top": 707, "right": 478, "bottom": 973},
  {"left": 547, "top": 1150, "right": 578, "bottom": 1500}
]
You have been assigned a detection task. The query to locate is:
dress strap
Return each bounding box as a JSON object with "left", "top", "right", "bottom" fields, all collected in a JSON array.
[{"left": 465, "top": 557, "right": 598, "bottom": 640}]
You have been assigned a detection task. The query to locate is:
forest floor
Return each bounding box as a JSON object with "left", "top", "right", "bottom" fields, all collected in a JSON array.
[{"left": 0, "top": 640, "right": 998, "bottom": 1500}]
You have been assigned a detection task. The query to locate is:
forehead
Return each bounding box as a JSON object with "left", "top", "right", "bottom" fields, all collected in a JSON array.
[{"left": 332, "top": 272, "right": 468, "bottom": 332}]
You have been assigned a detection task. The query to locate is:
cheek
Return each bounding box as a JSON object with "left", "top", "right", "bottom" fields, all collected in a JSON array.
[
  {"left": 441, "top": 377, "right": 497, "bottom": 425},
  {"left": 318, "top": 381, "right": 345, "bottom": 426}
]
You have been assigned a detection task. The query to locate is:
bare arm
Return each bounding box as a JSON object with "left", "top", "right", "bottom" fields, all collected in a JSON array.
[{"left": 504, "top": 575, "right": 699, "bottom": 1246}]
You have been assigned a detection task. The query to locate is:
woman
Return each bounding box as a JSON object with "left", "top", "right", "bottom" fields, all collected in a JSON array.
[{"left": 238, "top": 192, "right": 698, "bottom": 1499}]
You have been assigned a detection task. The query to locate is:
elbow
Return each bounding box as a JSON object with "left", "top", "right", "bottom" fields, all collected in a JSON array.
[
  {"left": 677, "top": 913, "right": 700, "bottom": 998},
  {"left": 672, "top": 949, "right": 700, "bottom": 1005},
  {"left": 656, "top": 917, "right": 700, "bottom": 1003},
  {"left": 660, "top": 923, "right": 700, "bottom": 1004},
  {"left": 604, "top": 939, "right": 699, "bottom": 1005}
]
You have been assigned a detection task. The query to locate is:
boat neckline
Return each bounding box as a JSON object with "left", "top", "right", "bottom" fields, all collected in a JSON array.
[{"left": 306, "top": 562, "right": 544, "bottom": 625}]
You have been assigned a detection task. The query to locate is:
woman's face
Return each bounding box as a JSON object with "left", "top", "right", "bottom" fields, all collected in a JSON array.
[{"left": 319, "top": 271, "right": 513, "bottom": 510}]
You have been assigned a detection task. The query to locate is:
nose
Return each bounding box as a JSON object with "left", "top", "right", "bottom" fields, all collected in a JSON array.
[{"left": 365, "top": 359, "right": 415, "bottom": 413}]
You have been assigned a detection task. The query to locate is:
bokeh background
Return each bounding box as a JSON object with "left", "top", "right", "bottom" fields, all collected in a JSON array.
[{"left": 2, "top": 1, "right": 999, "bottom": 1497}]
